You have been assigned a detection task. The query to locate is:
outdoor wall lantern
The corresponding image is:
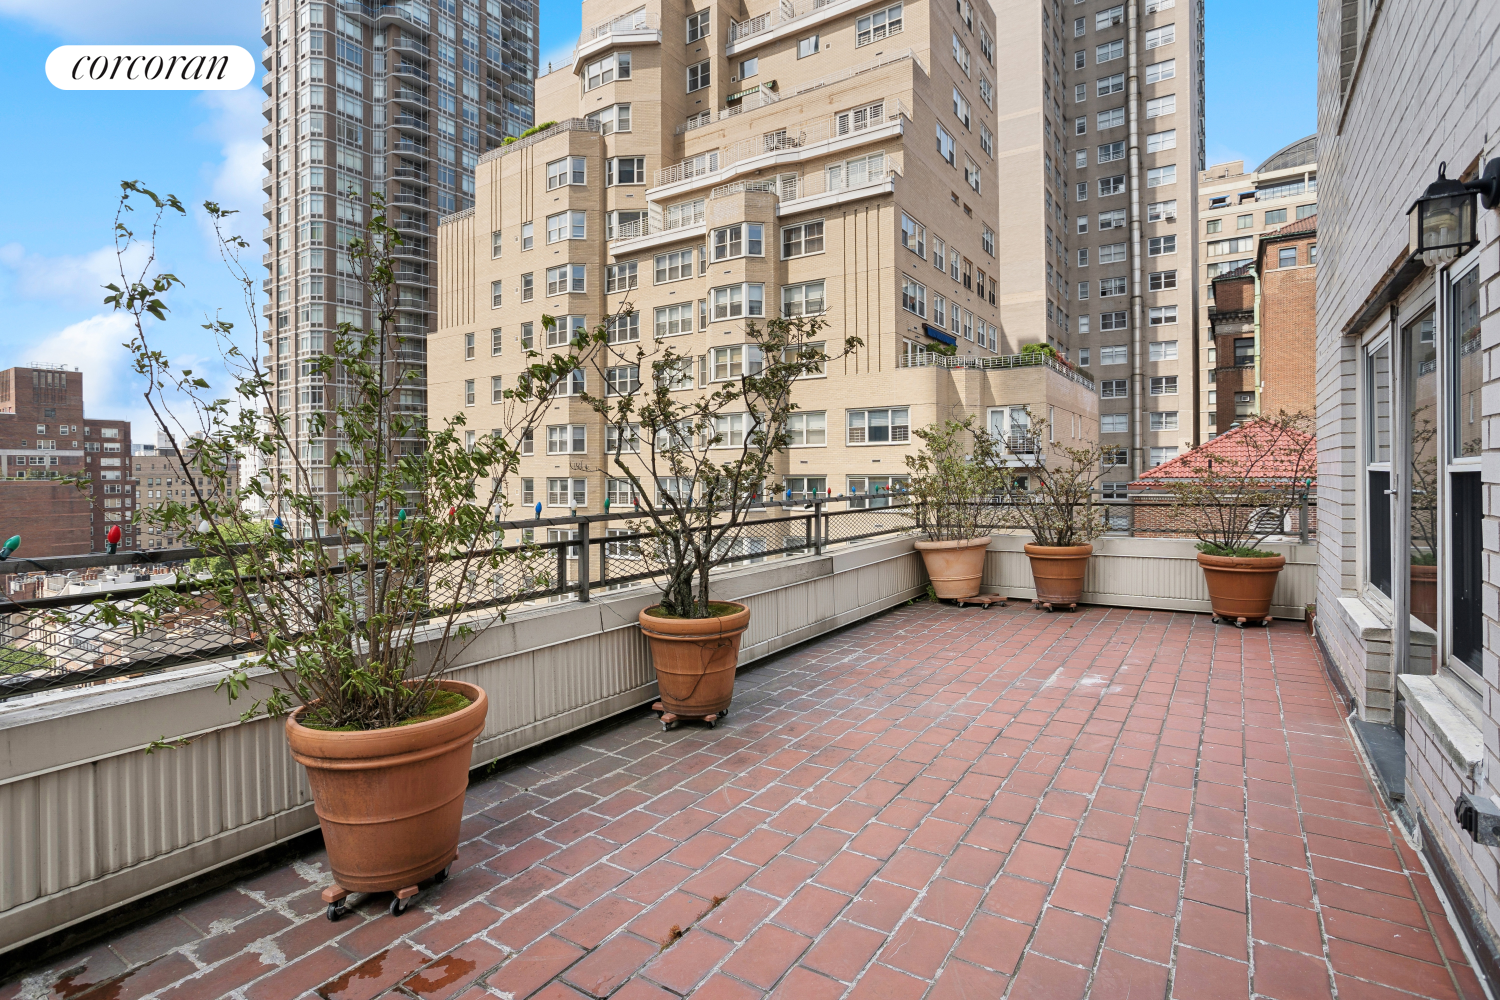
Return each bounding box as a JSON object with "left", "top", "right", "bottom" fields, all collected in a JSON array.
[{"left": 1408, "top": 160, "right": 1500, "bottom": 266}]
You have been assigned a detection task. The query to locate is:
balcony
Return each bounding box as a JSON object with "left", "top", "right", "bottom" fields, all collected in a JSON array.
[
  {"left": 389, "top": 35, "right": 430, "bottom": 59},
  {"left": 12, "top": 509, "right": 1459, "bottom": 1000},
  {"left": 573, "top": 10, "right": 661, "bottom": 68},
  {"left": 391, "top": 138, "right": 430, "bottom": 158},
  {"left": 897, "top": 348, "right": 1097, "bottom": 390},
  {"left": 390, "top": 60, "right": 431, "bottom": 83},
  {"left": 390, "top": 87, "right": 430, "bottom": 109},
  {"left": 653, "top": 99, "right": 908, "bottom": 194},
  {"left": 391, "top": 113, "right": 429, "bottom": 134}
]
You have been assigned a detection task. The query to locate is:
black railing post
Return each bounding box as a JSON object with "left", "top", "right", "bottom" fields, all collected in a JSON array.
[
  {"left": 813, "top": 500, "right": 824, "bottom": 555},
  {"left": 1299, "top": 492, "right": 1310, "bottom": 545},
  {"left": 597, "top": 524, "right": 608, "bottom": 592},
  {"left": 578, "top": 519, "right": 591, "bottom": 602},
  {"left": 556, "top": 539, "right": 568, "bottom": 597}
]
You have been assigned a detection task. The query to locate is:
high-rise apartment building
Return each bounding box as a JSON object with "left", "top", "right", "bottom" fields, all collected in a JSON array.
[
  {"left": 996, "top": 0, "right": 1204, "bottom": 482},
  {"left": 433, "top": 0, "right": 1100, "bottom": 513},
  {"left": 1196, "top": 136, "right": 1317, "bottom": 442},
  {"left": 0, "top": 366, "right": 135, "bottom": 557},
  {"left": 259, "top": 0, "right": 538, "bottom": 519}
]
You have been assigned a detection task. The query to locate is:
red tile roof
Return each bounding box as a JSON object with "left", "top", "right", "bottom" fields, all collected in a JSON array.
[{"left": 1130, "top": 419, "right": 1316, "bottom": 488}]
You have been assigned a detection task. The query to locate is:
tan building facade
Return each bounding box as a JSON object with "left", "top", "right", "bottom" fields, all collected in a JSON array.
[
  {"left": 1195, "top": 135, "right": 1317, "bottom": 442},
  {"left": 433, "top": 0, "right": 1098, "bottom": 513},
  {"left": 995, "top": 0, "right": 1204, "bottom": 485}
]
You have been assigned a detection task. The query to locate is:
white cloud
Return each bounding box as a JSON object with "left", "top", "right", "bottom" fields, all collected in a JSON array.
[
  {"left": 0, "top": 242, "right": 150, "bottom": 308},
  {"left": 198, "top": 88, "right": 267, "bottom": 223},
  {"left": 0, "top": 0, "right": 258, "bottom": 42},
  {"left": 22, "top": 313, "right": 137, "bottom": 415}
]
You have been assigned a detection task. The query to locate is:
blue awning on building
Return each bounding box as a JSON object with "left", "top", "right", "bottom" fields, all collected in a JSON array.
[{"left": 923, "top": 325, "right": 956, "bottom": 345}]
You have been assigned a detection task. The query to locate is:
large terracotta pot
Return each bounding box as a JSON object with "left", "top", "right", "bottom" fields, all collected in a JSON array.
[
  {"left": 1197, "top": 552, "right": 1286, "bottom": 626},
  {"left": 639, "top": 603, "right": 749, "bottom": 726},
  {"left": 914, "top": 536, "right": 992, "bottom": 599},
  {"left": 1410, "top": 564, "right": 1438, "bottom": 630},
  {"left": 286, "top": 679, "right": 487, "bottom": 899},
  {"left": 1024, "top": 543, "right": 1093, "bottom": 610}
]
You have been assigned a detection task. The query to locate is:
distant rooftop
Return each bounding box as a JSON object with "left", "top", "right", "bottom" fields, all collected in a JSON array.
[{"left": 1256, "top": 134, "right": 1317, "bottom": 173}]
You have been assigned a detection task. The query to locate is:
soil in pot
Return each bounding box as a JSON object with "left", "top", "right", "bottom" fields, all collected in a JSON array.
[
  {"left": 1196, "top": 552, "right": 1286, "bottom": 625},
  {"left": 915, "top": 537, "right": 991, "bottom": 600},
  {"left": 1024, "top": 543, "right": 1092, "bottom": 610},
  {"left": 286, "top": 679, "right": 488, "bottom": 900},
  {"left": 640, "top": 602, "right": 750, "bottom": 722}
]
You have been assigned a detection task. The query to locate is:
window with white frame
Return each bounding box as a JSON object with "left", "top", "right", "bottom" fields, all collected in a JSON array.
[
  {"left": 550, "top": 368, "right": 587, "bottom": 397},
  {"left": 936, "top": 123, "right": 956, "bottom": 164},
  {"left": 1098, "top": 72, "right": 1124, "bottom": 96},
  {"left": 606, "top": 424, "right": 641, "bottom": 455},
  {"left": 687, "top": 59, "right": 710, "bottom": 92},
  {"left": 786, "top": 411, "right": 826, "bottom": 446},
  {"left": 606, "top": 312, "right": 639, "bottom": 344},
  {"left": 798, "top": 34, "right": 820, "bottom": 57},
  {"left": 586, "top": 103, "right": 631, "bottom": 133},
  {"left": 901, "top": 214, "right": 926, "bottom": 257},
  {"left": 1099, "top": 174, "right": 1125, "bottom": 196},
  {"left": 654, "top": 303, "right": 695, "bottom": 337},
  {"left": 1101, "top": 413, "right": 1128, "bottom": 433},
  {"left": 1148, "top": 446, "right": 1178, "bottom": 467},
  {"left": 547, "top": 478, "right": 588, "bottom": 507},
  {"left": 1150, "top": 411, "right": 1179, "bottom": 431},
  {"left": 1148, "top": 305, "right": 1178, "bottom": 326},
  {"left": 856, "top": 2, "right": 903, "bottom": 45},
  {"left": 685, "top": 9, "right": 709, "bottom": 40},
  {"left": 1100, "top": 345, "right": 1128, "bottom": 365},
  {"left": 1148, "top": 268, "right": 1177, "bottom": 290},
  {"left": 547, "top": 424, "right": 587, "bottom": 455},
  {"left": 1145, "top": 58, "right": 1175, "bottom": 83},
  {"left": 606, "top": 261, "right": 638, "bottom": 293},
  {"left": 902, "top": 277, "right": 926, "bottom": 317},
  {"left": 1097, "top": 107, "right": 1125, "bottom": 130},
  {"left": 1095, "top": 5, "right": 1124, "bottom": 28},
  {"left": 712, "top": 223, "right": 764, "bottom": 260},
  {"left": 548, "top": 314, "right": 587, "bottom": 349},
  {"left": 782, "top": 281, "right": 826, "bottom": 316},
  {"left": 1098, "top": 140, "right": 1125, "bottom": 163},
  {"left": 546, "top": 264, "right": 586, "bottom": 295},
  {"left": 711, "top": 344, "right": 764, "bottom": 380},
  {"left": 711, "top": 283, "right": 764, "bottom": 319},
  {"left": 1145, "top": 94, "right": 1175, "bottom": 118},
  {"left": 1101, "top": 379, "right": 1128, "bottom": 398},
  {"left": 654, "top": 249, "right": 694, "bottom": 283},
  {"left": 982, "top": 226, "right": 995, "bottom": 255},
  {"left": 1098, "top": 243, "right": 1127, "bottom": 265},
  {"left": 828, "top": 151, "right": 886, "bottom": 190},
  {"left": 657, "top": 358, "right": 695, "bottom": 391},
  {"left": 490, "top": 375, "right": 503, "bottom": 403},
  {"left": 847, "top": 407, "right": 910, "bottom": 444},
  {"left": 491, "top": 328, "right": 503, "bottom": 356},
  {"left": 491, "top": 230, "right": 502, "bottom": 258},
  {"left": 546, "top": 156, "right": 586, "bottom": 189},
  {"left": 546, "top": 211, "right": 586, "bottom": 242},
  {"left": 1148, "top": 340, "right": 1179, "bottom": 361},
  {"left": 1146, "top": 199, "right": 1177, "bottom": 222},
  {"left": 605, "top": 365, "right": 641, "bottom": 396},
  {"left": 1145, "top": 24, "right": 1174, "bottom": 48},
  {"left": 607, "top": 156, "right": 645, "bottom": 185},
  {"left": 953, "top": 88, "right": 971, "bottom": 128},
  {"left": 490, "top": 280, "right": 503, "bottom": 307},
  {"left": 1077, "top": 248, "right": 1090, "bottom": 267},
  {"left": 464, "top": 379, "right": 475, "bottom": 405},
  {"left": 964, "top": 158, "right": 981, "bottom": 192},
  {"left": 520, "top": 273, "right": 534, "bottom": 301},
  {"left": 1101, "top": 310, "right": 1127, "bottom": 331},
  {"left": 782, "top": 220, "right": 824, "bottom": 258},
  {"left": 1146, "top": 129, "right": 1176, "bottom": 153},
  {"left": 1149, "top": 375, "right": 1178, "bottom": 395},
  {"left": 951, "top": 32, "right": 970, "bottom": 74},
  {"left": 1096, "top": 39, "right": 1123, "bottom": 63},
  {"left": 584, "top": 51, "right": 629, "bottom": 90},
  {"left": 979, "top": 75, "right": 993, "bottom": 108},
  {"left": 1147, "top": 234, "right": 1177, "bottom": 254},
  {"left": 1098, "top": 208, "right": 1126, "bottom": 230}
]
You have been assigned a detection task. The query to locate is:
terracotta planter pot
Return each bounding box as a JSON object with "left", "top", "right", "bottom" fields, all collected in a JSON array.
[
  {"left": 1196, "top": 552, "right": 1286, "bottom": 625},
  {"left": 640, "top": 603, "right": 750, "bottom": 726},
  {"left": 1024, "top": 543, "right": 1093, "bottom": 610},
  {"left": 286, "top": 680, "right": 487, "bottom": 899},
  {"left": 1410, "top": 563, "right": 1438, "bottom": 630},
  {"left": 914, "top": 536, "right": 992, "bottom": 599}
]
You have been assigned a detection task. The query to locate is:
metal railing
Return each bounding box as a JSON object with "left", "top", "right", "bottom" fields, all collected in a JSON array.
[
  {"left": 897, "top": 349, "right": 1097, "bottom": 390},
  {"left": 579, "top": 9, "right": 659, "bottom": 46},
  {"left": 476, "top": 118, "right": 602, "bottom": 166},
  {"left": 728, "top": 0, "right": 837, "bottom": 43}
]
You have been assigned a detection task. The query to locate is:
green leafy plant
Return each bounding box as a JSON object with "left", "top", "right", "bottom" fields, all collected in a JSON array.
[
  {"left": 999, "top": 412, "right": 1113, "bottom": 547},
  {"left": 903, "top": 417, "right": 1010, "bottom": 541},
  {"left": 571, "top": 312, "right": 858, "bottom": 618},
  {"left": 92, "top": 181, "right": 572, "bottom": 729},
  {"left": 1158, "top": 411, "right": 1316, "bottom": 555}
]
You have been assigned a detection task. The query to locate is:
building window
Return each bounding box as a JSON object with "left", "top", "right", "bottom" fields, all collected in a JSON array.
[
  {"left": 464, "top": 332, "right": 476, "bottom": 359},
  {"left": 464, "top": 379, "right": 475, "bottom": 405},
  {"left": 547, "top": 478, "right": 588, "bottom": 507},
  {"left": 786, "top": 412, "right": 827, "bottom": 446},
  {"left": 1100, "top": 277, "right": 1127, "bottom": 297},
  {"left": 1278, "top": 246, "right": 1298, "bottom": 268},
  {"left": 1147, "top": 235, "right": 1177, "bottom": 256},
  {"left": 901, "top": 278, "right": 927, "bottom": 317},
  {"left": 1148, "top": 269, "right": 1177, "bottom": 290},
  {"left": 1101, "top": 414, "right": 1128, "bottom": 433},
  {"left": 1146, "top": 129, "right": 1176, "bottom": 153},
  {"left": 1146, "top": 165, "right": 1177, "bottom": 188},
  {"left": 1095, "top": 5, "right": 1124, "bottom": 28},
  {"left": 685, "top": 9, "right": 710, "bottom": 40},
  {"left": 546, "top": 156, "right": 587, "bottom": 189},
  {"left": 847, "top": 407, "right": 910, "bottom": 444},
  {"left": 1099, "top": 209, "right": 1127, "bottom": 231},
  {"left": 855, "top": 2, "right": 903, "bottom": 46},
  {"left": 782, "top": 281, "right": 827, "bottom": 317},
  {"left": 1144, "top": 24, "right": 1174, "bottom": 48},
  {"left": 492, "top": 328, "right": 503, "bottom": 356},
  {"left": 1096, "top": 39, "right": 1123, "bottom": 63},
  {"left": 1097, "top": 73, "right": 1124, "bottom": 97},
  {"left": 1297, "top": 203, "right": 1318, "bottom": 220},
  {"left": 586, "top": 103, "right": 631, "bottom": 133},
  {"left": 1148, "top": 446, "right": 1178, "bottom": 467},
  {"left": 1078, "top": 348, "right": 1090, "bottom": 366},
  {"left": 491, "top": 230, "right": 503, "bottom": 258},
  {"left": 606, "top": 261, "right": 639, "bottom": 292},
  {"left": 1145, "top": 94, "right": 1176, "bottom": 118},
  {"left": 1206, "top": 219, "right": 1222, "bottom": 234},
  {"left": 1100, "top": 345, "right": 1128, "bottom": 365},
  {"left": 584, "top": 51, "right": 629, "bottom": 90},
  {"left": 1098, "top": 141, "right": 1125, "bottom": 164},
  {"left": 936, "top": 123, "right": 956, "bottom": 164},
  {"left": 1101, "top": 379, "right": 1128, "bottom": 398},
  {"left": 1097, "top": 107, "right": 1124, "bottom": 130},
  {"left": 1235, "top": 392, "right": 1256, "bottom": 417},
  {"left": 521, "top": 221, "right": 533, "bottom": 250},
  {"left": 607, "top": 312, "right": 640, "bottom": 344},
  {"left": 711, "top": 283, "right": 765, "bottom": 319},
  {"left": 1145, "top": 58, "right": 1175, "bottom": 83},
  {"left": 1147, "top": 200, "right": 1177, "bottom": 222},
  {"left": 654, "top": 249, "right": 695, "bottom": 284},
  {"left": 1148, "top": 340, "right": 1179, "bottom": 362},
  {"left": 491, "top": 376, "right": 503, "bottom": 403},
  {"left": 490, "top": 281, "right": 502, "bottom": 308},
  {"left": 1101, "top": 310, "right": 1127, "bottom": 331},
  {"left": 1099, "top": 175, "right": 1125, "bottom": 196},
  {"left": 1149, "top": 376, "right": 1178, "bottom": 395},
  {"left": 1148, "top": 305, "right": 1177, "bottom": 326},
  {"left": 546, "top": 211, "right": 586, "bottom": 242},
  {"left": 687, "top": 59, "right": 711, "bottom": 92},
  {"left": 546, "top": 264, "right": 586, "bottom": 295},
  {"left": 712, "top": 223, "right": 764, "bottom": 260},
  {"left": 607, "top": 157, "right": 645, "bottom": 186},
  {"left": 798, "top": 34, "right": 820, "bottom": 57}
]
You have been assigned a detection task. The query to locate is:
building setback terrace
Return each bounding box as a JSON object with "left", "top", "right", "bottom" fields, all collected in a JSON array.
[{"left": 1, "top": 603, "right": 1482, "bottom": 1000}]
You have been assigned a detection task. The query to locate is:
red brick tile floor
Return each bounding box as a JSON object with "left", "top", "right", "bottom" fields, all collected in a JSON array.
[{"left": 3, "top": 603, "right": 1485, "bottom": 1000}]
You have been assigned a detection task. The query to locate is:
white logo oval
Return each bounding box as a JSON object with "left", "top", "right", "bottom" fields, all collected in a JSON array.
[{"left": 46, "top": 46, "right": 256, "bottom": 90}]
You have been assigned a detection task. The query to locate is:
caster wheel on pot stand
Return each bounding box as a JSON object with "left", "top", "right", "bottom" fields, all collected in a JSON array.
[
  {"left": 389, "top": 884, "right": 419, "bottom": 916},
  {"left": 322, "top": 885, "right": 351, "bottom": 922},
  {"left": 433, "top": 864, "right": 451, "bottom": 884}
]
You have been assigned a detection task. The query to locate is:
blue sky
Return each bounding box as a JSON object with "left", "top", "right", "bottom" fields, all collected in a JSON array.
[{"left": 0, "top": 0, "right": 1316, "bottom": 432}]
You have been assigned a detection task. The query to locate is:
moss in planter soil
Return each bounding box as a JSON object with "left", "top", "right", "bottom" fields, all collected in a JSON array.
[
  {"left": 644, "top": 602, "right": 743, "bottom": 620},
  {"left": 1196, "top": 542, "right": 1281, "bottom": 559},
  {"left": 300, "top": 689, "right": 472, "bottom": 732}
]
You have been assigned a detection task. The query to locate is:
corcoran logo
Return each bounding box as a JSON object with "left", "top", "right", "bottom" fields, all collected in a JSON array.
[{"left": 46, "top": 46, "right": 255, "bottom": 90}]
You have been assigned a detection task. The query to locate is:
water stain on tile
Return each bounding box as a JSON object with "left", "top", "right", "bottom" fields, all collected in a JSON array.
[
  {"left": 317, "top": 948, "right": 389, "bottom": 1000},
  {"left": 403, "top": 955, "right": 477, "bottom": 994}
]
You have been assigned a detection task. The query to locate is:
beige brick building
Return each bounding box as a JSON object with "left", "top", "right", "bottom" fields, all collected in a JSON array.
[
  {"left": 433, "top": 0, "right": 1098, "bottom": 515},
  {"left": 1195, "top": 136, "right": 1317, "bottom": 442},
  {"left": 994, "top": 0, "right": 1204, "bottom": 485}
]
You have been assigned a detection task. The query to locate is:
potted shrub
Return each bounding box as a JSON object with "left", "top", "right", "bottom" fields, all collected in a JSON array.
[
  {"left": 904, "top": 417, "right": 1009, "bottom": 599},
  {"left": 1000, "top": 412, "right": 1114, "bottom": 611},
  {"left": 1157, "top": 413, "right": 1316, "bottom": 627},
  {"left": 99, "top": 184, "right": 565, "bottom": 917},
  {"left": 576, "top": 313, "right": 857, "bottom": 730}
]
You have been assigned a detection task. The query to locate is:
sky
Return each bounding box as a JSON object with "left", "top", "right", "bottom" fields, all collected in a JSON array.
[{"left": 0, "top": 0, "right": 1317, "bottom": 433}]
